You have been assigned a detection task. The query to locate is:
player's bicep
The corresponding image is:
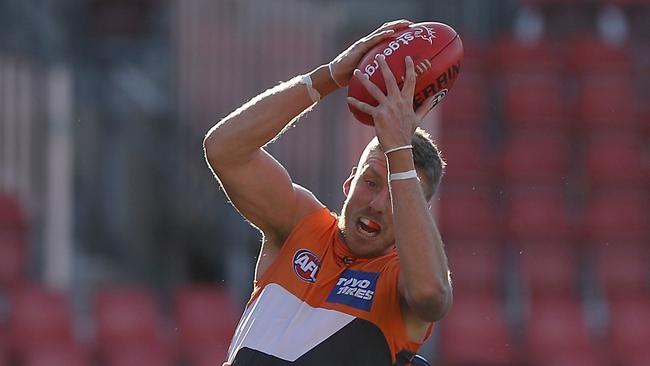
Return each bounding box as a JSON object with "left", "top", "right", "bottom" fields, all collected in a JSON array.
[{"left": 209, "top": 148, "right": 323, "bottom": 239}]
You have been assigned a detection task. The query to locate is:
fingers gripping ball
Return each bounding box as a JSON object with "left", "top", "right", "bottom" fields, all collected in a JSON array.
[{"left": 347, "top": 22, "right": 464, "bottom": 125}]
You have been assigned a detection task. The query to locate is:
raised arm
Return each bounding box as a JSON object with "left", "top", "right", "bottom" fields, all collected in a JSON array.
[
  {"left": 203, "top": 20, "right": 413, "bottom": 242},
  {"left": 347, "top": 54, "right": 452, "bottom": 324}
]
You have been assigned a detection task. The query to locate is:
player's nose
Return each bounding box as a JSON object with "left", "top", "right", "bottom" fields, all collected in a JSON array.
[{"left": 368, "top": 188, "right": 390, "bottom": 214}]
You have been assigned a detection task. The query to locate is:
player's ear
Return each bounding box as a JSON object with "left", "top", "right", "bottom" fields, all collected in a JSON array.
[{"left": 343, "top": 167, "right": 357, "bottom": 197}]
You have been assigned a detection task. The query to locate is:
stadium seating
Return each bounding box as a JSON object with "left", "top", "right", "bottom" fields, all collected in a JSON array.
[
  {"left": 438, "top": 131, "right": 495, "bottom": 185},
  {"left": 445, "top": 241, "right": 502, "bottom": 296},
  {"left": 607, "top": 297, "right": 650, "bottom": 366},
  {"left": 0, "top": 236, "right": 26, "bottom": 290},
  {"left": 22, "top": 344, "right": 91, "bottom": 366},
  {"left": 104, "top": 342, "right": 175, "bottom": 366},
  {"left": 502, "top": 73, "right": 568, "bottom": 131},
  {"left": 94, "top": 286, "right": 165, "bottom": 358},
  {"left": 7, "top": 286, "right": 76, "bottom": 354},
  {"left": 524, "top": 297, "right": 600, "bottom": 365},
  {"left": 577, "top": 75, "right": 639, "bottom": 133},
  {"left": 505, "top": 187, "right": 573, "bottom": 242},
  {"left": 594, "top": 242, "right": 648, "bottom": 300},
  {"left": 439, "top": 293, "right": 516, "bottom": 365},
  {"left": 174, "top": 285, "right": 238, "bottom": 364},
  {"left": 493, "top": 37, "right": 562, "bottom": 75},
  {"left": 439, "top": 71, "right": 488, "bottom": 130},
  {"left": 438, "top": 187, "right": 500, "bottom": 242},
  {"left": 584, "top": 133, "right": 649, "bottom": 189},
  {"left": 567, "top": 36, "right": 634, "bottom": 76},
  {"left": 500, "top": 131, "right": 571, "bottom": 186},
  {"left": 581, "top": 190, "right": 649, "bottom": 244},
  {"left": 0, "top": 193, "right": 26, "bottom": 233},
  {"left": 185, "top": 344, "right": 231, "bottom": 366},
  {"left": 518, "top": 242, "right": 580, "bottom": 299}
]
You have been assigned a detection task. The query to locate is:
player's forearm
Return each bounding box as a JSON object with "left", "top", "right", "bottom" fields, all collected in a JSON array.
[
  {"left": 203, "top": 65, "right": 338, "bottom": 165},
  {"left": 388, "top": 150, "right": 452, "bottom": 321}
]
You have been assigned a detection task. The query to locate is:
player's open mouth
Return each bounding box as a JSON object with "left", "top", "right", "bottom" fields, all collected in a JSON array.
[{"left": 357, "top": 217, "right": 381, "bottom": 238}]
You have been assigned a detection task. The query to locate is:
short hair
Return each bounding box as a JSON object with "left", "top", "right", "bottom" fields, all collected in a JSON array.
[{"left": 364, "top": 127, "right": 446, "bottom": 200}]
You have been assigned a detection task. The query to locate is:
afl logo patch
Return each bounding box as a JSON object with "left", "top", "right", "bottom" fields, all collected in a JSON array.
[{"left": 293, "top": 249, "right": 320, "bottom": 283}]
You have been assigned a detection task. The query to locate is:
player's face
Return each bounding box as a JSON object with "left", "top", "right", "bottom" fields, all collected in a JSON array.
[{"left": 339, "top": 148, "right": 418, "bottom": 258}]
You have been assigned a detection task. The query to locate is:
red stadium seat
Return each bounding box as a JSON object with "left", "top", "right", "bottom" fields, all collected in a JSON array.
[
  {"left": 518, "top": 242, "right": 579, "bottom": 299},
  {"left": 502, "top": 74, "right": 568, "bottom": 131},
  {"left": 22, "top": 344, "right": 91, "bottom": 366},
  {"left": 174, "top": 285, "right": 238, "bottom": 362},
  {"left": 0, "top": 193, "right": 26, "bottom": 231},
  {"left": 94, "top": 287, "right": 163, "bottom": 355},
  {"left": 445, "top": 241, "right": 501, "bottom": 295},
  {"left": 582, "top": 190, "right": 649, "bottom": 243},
  {"left": 439, "top": 131, "right": 495, "bottom": 185},
  {"left": 584, "top": 134, "right": 649, "bottom": 189},
  {"left": 457, "top": 38, "right": 487, "bottom": 73},
  {"left": 607, "top": 297, "right": 650, "bottom": 366},
  {"left": 567, "top": 37, "right": 634, "bottom": 76},
  {"left": 594, "top": 243, "right": 648, "bottom": 300},
  {"left": 186, "top": 344, "right": 231, "bottom": 366},
  {"left": 578, "top": 76, "right": 639, "bottom": 133},
  {"left": 438, "top": 187, "right": 500, "bottom": 242},
  {"left": 493, "top": 37, "right": 562, "bottom": 75},
  {"left": 104, "top": 343, "right": 175, "bottom": 366},
  {"left": 8, "top": 286, "right": 75, "bottom": 352},
  {"left": 540, "top": 352, "right": 605, "bottom": 366},
  {"left": 0, "top": 236, "right": 26, "bottom": 289},
  {"left": 501, "top": 132, "right": 571, "bottom": 185},
  {"left": 439, "top": 71, "right": 488, "bottom": 129},
  {"left": 439, "top": 293, "right": 515, "bottom": 365},
  {"left": 525, "top": 297, "right": 600, "bottom": 365},
  {"left": 505, "top": 188, "right": 573, "bottom": 242}
]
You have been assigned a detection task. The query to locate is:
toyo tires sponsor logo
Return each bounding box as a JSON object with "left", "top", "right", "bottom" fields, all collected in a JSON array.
[
  {"left": 327, "top": 269, "right": 379, "bottom": 311},
  {"left": 363, "top": 25, "right": 437, "bottom": 78},
  {"left": 293, "top": 249, "right": 320, "bottom": 283}
]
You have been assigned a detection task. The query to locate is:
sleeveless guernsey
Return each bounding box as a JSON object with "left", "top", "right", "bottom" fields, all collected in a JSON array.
[{"left": 227, "top": 208, "right": 431, "bottom": 365}]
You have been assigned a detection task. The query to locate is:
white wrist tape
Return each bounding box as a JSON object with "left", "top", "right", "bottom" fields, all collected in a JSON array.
[
  {"left": 328, "top": 62, "right": 344, "bottom": 88},
  {"left": 300, "top": 74, "right": 320, "bottom": 102},
  {"left": 389, "top": 169, "right": 419, "bottom": 182},
  {"left": 384, "top": 144, "right": 413, "bottom": 155}
]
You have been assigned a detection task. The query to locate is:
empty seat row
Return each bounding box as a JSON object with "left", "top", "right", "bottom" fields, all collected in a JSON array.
[
  {"left": 2, "top": 284, "right": 238, "bottom": 366},
  {"left": 439, "top": 186, "right": 650, "bottom": 244},
  {"left": 439, "top": 292, "right": 650, "bottom": 366}
]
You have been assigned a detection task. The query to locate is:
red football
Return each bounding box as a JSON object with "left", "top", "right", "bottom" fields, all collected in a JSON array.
[{"left": 348, "top": 22, "right": 464, "bottom": 125}]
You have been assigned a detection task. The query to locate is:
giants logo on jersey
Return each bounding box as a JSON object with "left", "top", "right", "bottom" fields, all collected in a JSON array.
[{"left": 293, "top": 249, "right": 320, "bottom": 283}]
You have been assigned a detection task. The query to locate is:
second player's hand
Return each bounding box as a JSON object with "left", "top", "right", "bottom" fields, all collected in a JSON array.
[
  {"left": 347, "top": 54, "right": 436, "bottom": 151},
  {"left": 329, "top": 20, "right": 412, "bottom": 87}
]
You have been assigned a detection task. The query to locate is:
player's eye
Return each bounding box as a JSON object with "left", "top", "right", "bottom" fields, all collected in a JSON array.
[{"left": 365, "top": 179, "right": 377, "bottom": 189}]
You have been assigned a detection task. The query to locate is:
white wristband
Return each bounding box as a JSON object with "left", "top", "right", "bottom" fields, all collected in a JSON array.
[
  {"left": 384, "top": 144, "right": 413, "bottom": 155},
  {"left": 300, "top": 74, "right": 320, "bottom": 102},
  {"left": 389, "top": 169, "right": 419, "bottom": 182},
  {"left": 328, "top": 62, "right": 344, "bottom": 88}
]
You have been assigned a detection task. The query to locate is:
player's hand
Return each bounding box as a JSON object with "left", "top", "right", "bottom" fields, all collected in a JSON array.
[
  {"left": 347, "top": 55, "right": 437, "bottom": 150},
  {"left": 329, "top": 20, "right": 412, "bottom": 88}
]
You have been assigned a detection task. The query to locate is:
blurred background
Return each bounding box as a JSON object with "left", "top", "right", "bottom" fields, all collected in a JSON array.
[{"left": 0, "top": 0, "right": 649, "bottom": 365}]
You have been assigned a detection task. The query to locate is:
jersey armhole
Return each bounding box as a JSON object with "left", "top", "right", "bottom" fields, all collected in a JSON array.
[{"left": 253, "top": 207, "right": 332, "bottom": 292}]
